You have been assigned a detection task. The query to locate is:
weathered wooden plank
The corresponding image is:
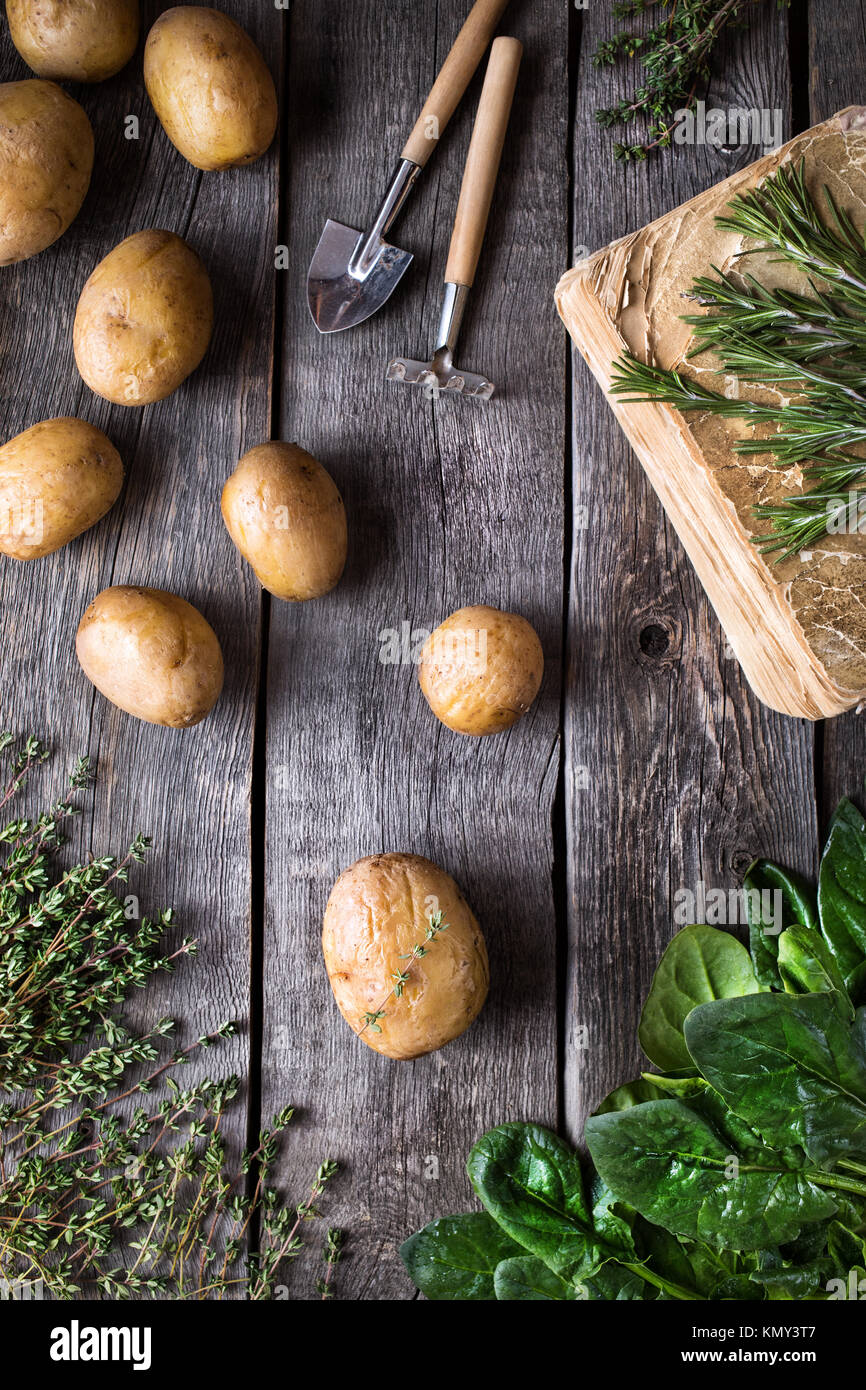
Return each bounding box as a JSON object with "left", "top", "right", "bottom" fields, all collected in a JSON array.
[
  {"left": 808, "top": 0, "right": 866, "bottom": 126},
  {"left": 263, "top": 0, "right": 567, "bottom": 1299},
  {"left": 809, "top": 0, "right": 866, "bottom": 829},
  {"left": 0, "top": 0, "right": 279, "bottom": 1292},
  {"left": 563, "top": 4, "right": 817, "bottom": 1144}
]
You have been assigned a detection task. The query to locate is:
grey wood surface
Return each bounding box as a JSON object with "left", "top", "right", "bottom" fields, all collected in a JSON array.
[
  {"left": 0, "top": 0, "right": 863, "bottom": 1302},
  {"left": 809, "top": 0, "right": 866, "bottom": 832},
  {"left": 563, "top": 0, "right": 821, "bottom": 1146},
  {"left": 264, "top": 0, "right": 567, "bottom": 1300}
]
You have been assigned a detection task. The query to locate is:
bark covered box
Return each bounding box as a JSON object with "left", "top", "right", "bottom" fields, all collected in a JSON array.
[{"left": 556, "top": 108, "right": 866, "bottom": 720}]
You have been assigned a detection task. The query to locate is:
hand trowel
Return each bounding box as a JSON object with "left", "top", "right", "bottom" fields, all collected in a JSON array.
[
  {"left": 386, "top": 36, "right": 522, "bottom": 399},
  {"left": 307, "top": 0, "right": 509, "bottom": 334}
]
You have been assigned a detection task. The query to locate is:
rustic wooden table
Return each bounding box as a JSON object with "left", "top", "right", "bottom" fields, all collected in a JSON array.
[{"left": 1, "top": 0, "right": 864, "bottom": 1300}]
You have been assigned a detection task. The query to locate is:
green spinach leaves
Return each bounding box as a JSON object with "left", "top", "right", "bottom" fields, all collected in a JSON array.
[
  {"left": 400, "top": 792, "right": 866, "bottom": 1300},
  {"left": 638, "top": 923, "right": 759, "bottom": 1070}
]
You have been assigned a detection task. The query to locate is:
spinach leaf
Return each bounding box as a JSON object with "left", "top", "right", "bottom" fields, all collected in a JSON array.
[
  {"left": 640, "top": 1073, "right": 709, "bottom": 1100},
  {"left": 691, "top": 1082, "right": 805, "bottom": 1168},
  {"left": 594, "top": 1074, "right": 708, "bottom": 1113},
  {"left": 585, "top": 1099, "right": 838, "bottom": 1251},
  {"left": 747, "top": 1256, "right": 833, "bottom": 1299},
  {"left": 777, "top": 922, "right": 851, "bottom": 1007},
  {"left": 712, "top": 1275, "right": 767, "bottom": 1300},
  {"left": 589, "top": 1170, "right": 637, "bottom": 1253},
  {"left": 849, "top": 960, "right": 866, "bottom": 1006},
  {"left": 638, "top": 925, "right": 759, "bottom": 1071},
  {"left": 399, "top": 1213, "right": 524, "bottom": 1300},
  {"left": 818, "top": 798, "right": 866, "bottom": 987},
  {"left": 578, "top": 1261, "right": 660, "bottom": 1300},
  {"left": 744, "top": 859, "right": 817, "bottom": 990},
  {"left": 630, "top": 1215, "right": 748, "bottom": 1300},
  {"left": 827, "top": 1217, "right": 866, "bottom": 1271},
  {"left": 493, "top": 1256, "right": 579, "bottom": 1301},
  {"left": 467, "top": 1122, "right": 634, "bottom": 1279},
  {"left": 684, "top": 992, "right": 866, "bottom": 1164},
  {"left": 593, "top": 1078, "right": 665, "bottom": 1113}
]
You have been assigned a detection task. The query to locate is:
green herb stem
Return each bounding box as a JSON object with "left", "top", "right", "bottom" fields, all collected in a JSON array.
[
  {"left": 806, "top": 1170, "right": 866, "bottom": 1199},
  {"left": 623, "top": 1259, "right": 703, "bottom": 1300}
]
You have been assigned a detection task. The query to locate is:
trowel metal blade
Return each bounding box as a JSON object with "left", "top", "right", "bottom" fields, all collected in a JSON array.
[{"left": 307, "top": 220, "right": 413, "bottom": 333}]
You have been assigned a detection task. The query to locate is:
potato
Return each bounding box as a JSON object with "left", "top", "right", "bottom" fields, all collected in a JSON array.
[
  {"left": 0, "top": 417, "right": 122, "bottom": 560},
  {"left": 0, "top": 79, "right": 93, "bottom": 265},
  {"left": 419, "top": 604, "right": 543, "bottom": 736},
  {"left": 73, "top": 229, "right": 213, "bottom": 405},
  {"left": 76, "top": 586, "right": 224, "bottom": 727},
  {"left": 322, "top": 852, "right": 489, "bottom": 1061},
  {"left": 221, "top": 443, "right": 347, "bottom": 601},
  {"left": 144, "top": 6, "right": 278, "bottom": 171},
  {"left": 7, "top": 0, "right": 139, "bottom": 83}
]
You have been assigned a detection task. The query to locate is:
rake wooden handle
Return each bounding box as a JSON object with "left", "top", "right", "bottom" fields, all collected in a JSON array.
[
  {"left": 401, "top": 0, "right": 509, "bottom": 169},
  {"left": 444, "top": 36, "right": 521, "bottom": 288}
]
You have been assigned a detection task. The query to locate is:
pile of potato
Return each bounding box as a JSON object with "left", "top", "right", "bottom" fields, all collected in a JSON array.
[
  {"left": 0, "top": 3, "right": 282, "bottom": 726},
  {"left": 0, "top": 3, "right": 546, "bottom": 1060}
]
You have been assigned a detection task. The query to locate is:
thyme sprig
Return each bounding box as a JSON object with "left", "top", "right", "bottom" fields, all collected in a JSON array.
[
  {"left": 316, "top": 1226, "right": 344, "bottom": 1300},
  {"left": 0, "top": 736, "right": 338, "bottom": 1300},
  {"left": 593, "top": 0, "right": 788, "bottom": 162},
  {"left": 360, "top": 911, "right": 450, "bottom": 1036},
  {"left": 609, "top": 162, "right": 866, "bottom": 560}
]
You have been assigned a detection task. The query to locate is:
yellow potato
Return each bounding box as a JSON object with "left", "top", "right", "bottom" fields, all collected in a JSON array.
[
  {"left": 221, "top": 443, "right": 347, "bottom": 601},
  {"left": 0, "top": 417, "right": 122, "bottom": 560},
  {"left": 144, "top": 6, "right": 278, "bottom": 171},
  {"left": 7, "top": 0, "right": 139, "bottom": 82},
  {"left": 73, "top": 229, "right": 213, "bottom": 406},
  {"left": 322, "top": 852, "right": 489, "bottom": 1061},
  {"left": 0, "top": 79, "right": 93, "bottom": 265},
  {"left": 419, "top": 604, "right": 544, "bottom": 736},
  {"left": 76, "top": 586, "right": 224, "bottom": 727}
]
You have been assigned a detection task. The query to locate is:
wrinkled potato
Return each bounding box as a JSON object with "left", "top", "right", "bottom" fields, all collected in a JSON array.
[
  {"left": 73, "top": 229, "right": 213, "bottom": 405},
  {"left": 7, "top": 0, "right": 139, "bottom": 83},
  {"left": 144, "top": 6, "right": 278, "bottom": 171},
  {"left": 322, "top": 852, "right": 489, "bottom": 1061},
  {"left": 76, "top": 586, "right": 224, "bottom": 727},
  {"left": 419, "top": 604, "right": 544, "bottom": 736},
  {"left": 0, "top": 79, "right": 94, "bottom": 264},
  {"left": 221, "top": 443, "right": 347, "bottom": 601},
  {"left": 0, "top": 417, "right": 122, "bottom": 560}
]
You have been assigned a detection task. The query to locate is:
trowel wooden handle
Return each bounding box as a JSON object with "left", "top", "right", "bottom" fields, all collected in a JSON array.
[
  {"left": 401, "top": 0, "right": 509, "bottom": 168},
  {"left": 444, "top": 36, "right": 521, "bottom": 288}
]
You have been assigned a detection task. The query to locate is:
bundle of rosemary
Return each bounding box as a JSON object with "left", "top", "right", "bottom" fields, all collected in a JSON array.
[
  {"left": 610, "top": 161, "right": 866, "bottom": 561},
  {"left": 0, "top": 735, "right": 339, "bottom": 1300},
  {"left": 593, "top": 0, "right": 789, "bottom": 162}
]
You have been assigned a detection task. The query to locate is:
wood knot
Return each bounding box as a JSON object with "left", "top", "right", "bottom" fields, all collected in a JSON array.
[{"left": 638, "top": 623, "right": 670, "bottom": 657}]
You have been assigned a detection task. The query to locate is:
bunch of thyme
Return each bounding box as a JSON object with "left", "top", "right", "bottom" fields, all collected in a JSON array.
[
  {"left": 0, "top": 736, "right": 338, "bottom": 1300},
  {"left": 593, "top": 0, "right": 789, "bottom": 162},
  {"left": 610, "top": 161, "right": 866, "bottom": 561}
]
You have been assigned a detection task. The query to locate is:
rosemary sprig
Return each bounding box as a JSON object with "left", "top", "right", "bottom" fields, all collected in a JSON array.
[
  {"left": 359, "top": 911, "right": 450, "bottom": 1037},
  {"left": 753, "top": 486, "right": 866, "bottom": 557},
  {"left": 0, "top": 737, "right": 338, "bottom": 1300},
  {"left": 593, "top": 0, "right": 788, "bottom": 162},
  {"left": 609, "top": 162, "right": 866, "bottom": 561}
]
